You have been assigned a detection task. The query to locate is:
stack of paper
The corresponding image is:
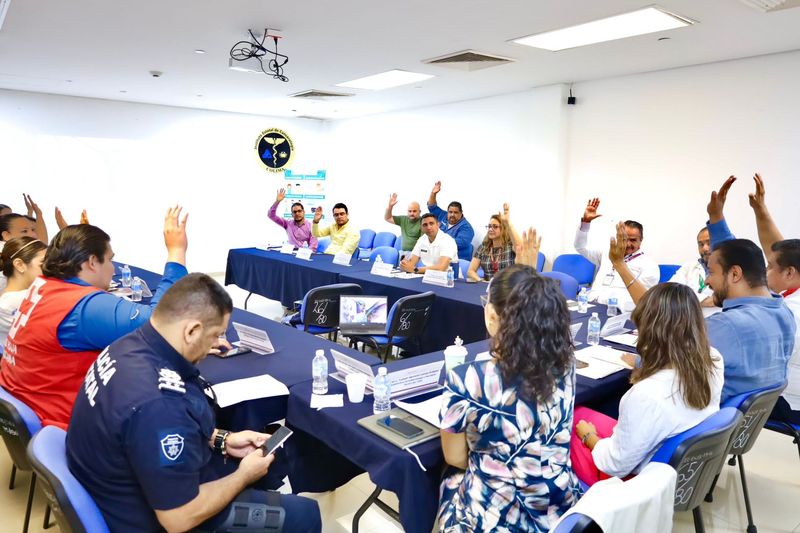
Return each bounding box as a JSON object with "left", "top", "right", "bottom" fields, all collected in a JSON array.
[
  {"left": 603, "top": 333, "right": 638, "bottom": 348},
  {"left": 575, "top": 345, "right": 633, "bottom": 379},
  {"left": 394, "top": 395, "right": 444, "bottom": 429},
  {"left": 210, "top": 375, "right": 289, "bottom": 408}
]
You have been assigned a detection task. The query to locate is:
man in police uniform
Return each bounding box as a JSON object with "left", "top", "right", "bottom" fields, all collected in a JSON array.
[{"left": 67, "top": 274, "right": 321, "bottom": 532}]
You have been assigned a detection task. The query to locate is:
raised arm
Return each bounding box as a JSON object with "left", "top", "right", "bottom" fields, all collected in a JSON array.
[
  {"left": 268, "top": 189, "right": 289, "bottom": 228},
  {"left": 500, "top": 203, "right": 523, "bottom": 246},
  {"left": 573, "top": 198, "right": 604, "bottom": 266},
  {"left": 608, "top": 222, "right": 647, "bottom": 305},
  {"left": 311, "top": 207, "right": 329, "bottom": 237},
  {"left": 385, "top": 193, "right": 398, "bottom": 224},
  {"left": 24, "top": 194, "right": 48, "bottom": 243},
  {"left": 706, "top": 176, "right": 737, "bottom": 248},
  {"left": 748, "top": 173, "right": 784, "bottom": 252},
  {"left": 514, "top": 228, "right": 542, "bottom": 269},
  {"left": 427, "top": 181, "right": 441, "bottom": 209}
]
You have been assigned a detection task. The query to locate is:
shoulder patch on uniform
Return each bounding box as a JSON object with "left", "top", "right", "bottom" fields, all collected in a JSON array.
[
  {"left": 157, "top": 368, "right": 186, "bottom": 394},
  {"left": 159, "top": 432, "right": 185, "bottom": 463}
]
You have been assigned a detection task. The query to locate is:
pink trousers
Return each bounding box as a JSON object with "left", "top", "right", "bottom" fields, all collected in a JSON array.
[{"left": 570, "top": 406, "right": 618, "bottom": 486}]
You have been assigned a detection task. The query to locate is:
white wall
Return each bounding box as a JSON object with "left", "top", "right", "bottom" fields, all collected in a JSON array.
[
  {"left": 565, "top": 50, "right": 800, "bottom": 266},
  {"left": 0, "top": 90, "right": 329, "bottom": 273}
]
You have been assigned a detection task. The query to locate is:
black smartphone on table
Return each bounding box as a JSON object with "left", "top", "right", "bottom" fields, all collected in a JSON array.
[
  {"left": 377, "top": 415, "right": 423, "bottom": 438},
  {"left": 215, "top": 346, "right": 253, "bottom": 358}
]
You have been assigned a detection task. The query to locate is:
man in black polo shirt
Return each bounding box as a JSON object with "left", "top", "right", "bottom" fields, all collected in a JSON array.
[{"left": 66, "top": 273, "right": 321, "bottom": 532}]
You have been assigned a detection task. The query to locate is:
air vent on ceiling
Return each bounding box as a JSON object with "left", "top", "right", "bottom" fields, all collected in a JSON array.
[
  {"left": 289, "top": 90, "right": 354, "bottom": 99},
  {"left": 295, "top": 115, "right": 328, "bottom": 121},
  {"left": 739, "top": 0, "right": 800, "bottom": 11},
  {"left": 423, "top": 50, "right": 514, "bottom": 71}
]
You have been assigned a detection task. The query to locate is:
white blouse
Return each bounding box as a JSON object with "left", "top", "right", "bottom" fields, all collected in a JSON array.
[{"left": 0, "top": 289, "right": 27, "bottom": 346}]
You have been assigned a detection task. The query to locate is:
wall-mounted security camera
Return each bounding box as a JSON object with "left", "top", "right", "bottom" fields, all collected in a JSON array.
[{"left": 150, "top": 71, "right": 163, "bottom": 78}]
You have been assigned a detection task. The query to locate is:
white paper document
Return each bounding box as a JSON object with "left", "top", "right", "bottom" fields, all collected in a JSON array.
[
  {"left": 395, "top": 394, "right": 444, "bottom": 429},
  {"left": 332, "top": 252, "right": 351, "bottom": 266},
  {"left": 575, "top": 345, "right": 633, "bottom": 379},
  {"left": 211, "top": 374, "right": 289, "bottom": 408},
  {"left": 604, "top": 333, "right": 639, "bottom": 348},
  {"left": 295, "top": 248, "right": 313, "bottom": 261},
  {"left": 393, "top": 272, "right": 424, "bottom": 279},
  {"left": 310, "top": 393, "right": 344, "bottom": 410},
  {"left": 370, "top": 261, "right": 394, "bottom": 277},
  {"left": 279, "top": 243, "right": 295, "bottom": 254},
  {"left": 422, "top": 269, "right": 449, "bottom": 287}
]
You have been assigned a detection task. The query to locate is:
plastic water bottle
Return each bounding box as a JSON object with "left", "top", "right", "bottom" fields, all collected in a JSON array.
[
  {"left": 587, "top": 312, "right": 601, "bottom": 346},
  {"left": 577, "top": 287, "right": 589, "bottom": 313},
  {"left": 373, "top": 367, "right": 391, "bottom": 415},
  {"left": 131, "top": 277, "right": 143, "bottom": 302},
  {"left": 120, "top": 264, "right": 132, "bottom": 288},
  {"left": 312, "top": 349, "right": 328, "bottom": 395},
  {"left": 607, "top": 296, "right": 618, "bottom": 317},
  {"left": 446, "top": 266, "right": 455, "bottom": 288}
]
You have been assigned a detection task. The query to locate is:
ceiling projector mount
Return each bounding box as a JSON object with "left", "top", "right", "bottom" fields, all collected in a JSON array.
[{"left": 229, "top": 28, "right": 289, "bottom": 82}]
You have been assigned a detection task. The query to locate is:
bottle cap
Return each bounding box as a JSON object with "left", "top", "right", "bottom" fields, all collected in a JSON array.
[
  {"left": 315, "top": 349, "right": 324, "bottom": 356},
  {"left": 378, "top": 366, "right": 387, "bottom": 375},
  {"left": 591, "top": 312, "right": 598, "bottom": 317}
]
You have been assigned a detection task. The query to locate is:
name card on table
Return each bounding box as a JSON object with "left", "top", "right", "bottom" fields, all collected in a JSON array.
[
  {"left": 375, "top": 361, "right": 445, "bottom": 399},
  {"left": 232, "top": 322, "right": 275, "bottom": 354},
  {"left": 279, "top": 243, "right": 295, "bottom": 254},
  {"left": 295, "top": 248, "right": 313, "bottom": 261},
  {"left": 370, "top": 261, "right": 394, "bottom": 277},
  {"left": 600, "top": 312, "right": 631, "bottom": 337},
  {"left": 332, "top": 252, "right": 351, "bottom": 266},
  {"left": 422, "top": 269, "right": 449, "bottom": 287}
]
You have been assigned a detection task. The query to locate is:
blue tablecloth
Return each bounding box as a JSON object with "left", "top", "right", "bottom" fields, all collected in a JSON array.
[{"left": 225, "top": 248, "right": 372, "bottom": 307}]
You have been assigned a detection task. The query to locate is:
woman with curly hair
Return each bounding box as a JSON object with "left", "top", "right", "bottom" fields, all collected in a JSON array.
[{"left": 438, "top": 264, "right": 582, "bottom": 532}]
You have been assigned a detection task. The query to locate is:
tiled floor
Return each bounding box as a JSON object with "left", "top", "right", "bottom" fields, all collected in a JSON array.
[{"left": 2, "top": 280, "right": 797, "bottom": 532}]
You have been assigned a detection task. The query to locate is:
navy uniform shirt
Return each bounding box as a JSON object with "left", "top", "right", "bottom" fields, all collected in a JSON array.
[{"left": 67, "top": 321, "right": 216, "bottom": 532}]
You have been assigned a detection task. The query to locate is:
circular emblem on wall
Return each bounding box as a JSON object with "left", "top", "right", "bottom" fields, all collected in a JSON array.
[{"left": 255, "top": 128, "right": 294, "bottom": 172}]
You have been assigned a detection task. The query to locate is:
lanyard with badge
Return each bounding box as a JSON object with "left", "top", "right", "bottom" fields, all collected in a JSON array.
[{"left": 603, "top": 251, "right": 644, "bottom": 286}]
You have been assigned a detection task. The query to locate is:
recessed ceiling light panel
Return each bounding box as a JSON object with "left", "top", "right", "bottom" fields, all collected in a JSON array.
[
  {"left": 336, "top": 69, "right": 434, "bottom": 90},
  {"left": 511, "top": 6, "right": 695, "bottom": 51}
]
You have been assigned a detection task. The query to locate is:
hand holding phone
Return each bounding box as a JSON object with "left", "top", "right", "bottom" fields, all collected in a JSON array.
[{"left": 260, "top": 425, "right": 293, "bottom": 456}]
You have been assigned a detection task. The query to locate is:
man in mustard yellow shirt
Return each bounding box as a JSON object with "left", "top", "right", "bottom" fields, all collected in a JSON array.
[{"left": 311, "top": 203, "right": 360, "bottom": 255}]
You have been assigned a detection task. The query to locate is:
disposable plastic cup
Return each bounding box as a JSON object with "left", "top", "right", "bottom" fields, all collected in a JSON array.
[{"left": 345, "top": 373, "right": 368, "bottom": 403}]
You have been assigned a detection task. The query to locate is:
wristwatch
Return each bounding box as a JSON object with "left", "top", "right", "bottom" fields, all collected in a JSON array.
[
  {"left": 413, "top": 267, "right": 419, "bottom": 274},
  {"left": 213, "top": 429, "right": 231, "bottom": 455}
]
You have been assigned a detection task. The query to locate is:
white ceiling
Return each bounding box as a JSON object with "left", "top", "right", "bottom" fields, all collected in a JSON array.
[{"left": 1, "top": 0, "right": 800, "bottom": 120}]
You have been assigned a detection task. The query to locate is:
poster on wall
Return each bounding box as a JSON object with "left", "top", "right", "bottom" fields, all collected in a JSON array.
[
  {"left": 282, "top": 170, "right": 327, "bottom": 220},
  {"left": 255, "top": 128, "right": 294, "bottom": 172}
]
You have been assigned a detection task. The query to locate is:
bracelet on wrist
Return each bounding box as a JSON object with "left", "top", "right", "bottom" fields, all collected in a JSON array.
[
  {"left": 625, "top": 278, "right": 637, "bottom": 288},
  {"left": 581, "top": 431, "right": 596, "bottom": 446}
]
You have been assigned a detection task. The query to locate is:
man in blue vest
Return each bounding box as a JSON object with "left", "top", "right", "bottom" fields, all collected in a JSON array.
[{"left": 427, "top": 180, "right": 475, "bottom": 260}]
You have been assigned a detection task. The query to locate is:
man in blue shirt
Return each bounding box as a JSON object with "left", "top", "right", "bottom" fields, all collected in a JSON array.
[
  {"left": 427, "top": 180, "right": 475, "bottom": 260},
  {"left": 67, "top": 273, "right": 321, "bottom": 532},
  {"left": 705, "top": 176, "right": 796, "bottom": 402}
]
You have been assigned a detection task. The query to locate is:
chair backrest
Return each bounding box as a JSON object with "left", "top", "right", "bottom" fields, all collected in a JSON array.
[
  {"left": 369, "top": 246, "right": 399, "bottom": 267},
  {"left": 316, "top": 237, "right": 331, "bottom": 253},
  {"left": 650, "top": 407, "right": 742, "bottom": 512},
  {"left": 541, "top": 271, "right": 580, "bottom": 300},
  {"left": 537, "top": 252, "right": 546, "bottom": 272},
  {"left": 27, "top": 426, "right": 110, "bottom": 533},
  {"left": 449, "top": 261, "right": 459, "bottom": 279},
  {"left": 301, "top": 283, "right": 363, "bottom": 329},
  {"left": 552, "top": 254, "right": 597, "bottom": 285},
  {"left": 457, "top": 259, "right": 471, "bottom": 280},
  {"left": 373, "top": 232, "right": 397, "bottom": 249},
  {"left": 387, "top": 291, "right": 436, "bottom": 339},
  {"left": 658, "top": 264, "right": 681, "bottom": 283},
  {"left": 722, "top": 381, "right": 787, "bottom": 456},
  {"left": 552, "top": 513, "right": 601, "bottom": 533},
  {"left": 358, "top": 229, "right": 376, "bottom": 249},
  {"left": 393, "top": 237, "right": 403, "bottom": 252},
  {"left": 0, "top": 385, "right": 42, "bottom": 472}
]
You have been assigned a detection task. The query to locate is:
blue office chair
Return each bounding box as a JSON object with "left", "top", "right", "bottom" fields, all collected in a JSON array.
[
  {"left": 764, "top": 419, "right": 800, "bottom": 460},
  {"left": 552, "top": 254, "right": 597, "bottom": 287},
  {"left": 393, "top": 237, "right": 403, "bottom": 252},
  {"left": 650, "top": 407, "right": 742, "bottom": 533},
  {"left": 27, "top": 426, "right": 110, "bottom": 533},
  {"left": 281, "top": 283, "right": 363, "bottom": 342},
  {"left": 541, "top": 271, "right": 579, "bottom": 300},
  {"left": 536, "top": 252, "right": 546, "bottom": 272},
  {"left": 316, "top": 237, "right": 331, "bottom": 253},
  {"left": 348, "top": 291, "right": 435, "bottom": 363},
  {"left": 0, "top": 386, "right": 43, "bottom": 533},
  {"left": 373, "top": 232, "right": 397, "bottom": 249},
  {"left": 552, "top": 513, "right": 601, "bottom": 533},
  {"left": 369, "top": 246, "right": 399, "bottom": 267},
  {"left": 704, "top": 381, "right": 786, "bottom": 533},
  {"left": 458, "top": 259, "right": 483, "bottom": 280},
  {"left": 659, "top": 264, "right": 681, "bottom": 283},
  {"left": 357, "top": 229, "right": 377, "bottom": 259}
]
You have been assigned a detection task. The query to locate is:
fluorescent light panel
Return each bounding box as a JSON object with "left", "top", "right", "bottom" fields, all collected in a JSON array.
[
  {"left": 336, "top": 69, "right": 433, "bottom": 90},
  {"left": 512, "top": 6, "right": 694, "bottom": 51}
]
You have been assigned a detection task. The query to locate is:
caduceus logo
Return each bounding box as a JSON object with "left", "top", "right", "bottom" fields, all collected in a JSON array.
[{"left": 255, "top": 128, "right": 294, "bottom": 172}]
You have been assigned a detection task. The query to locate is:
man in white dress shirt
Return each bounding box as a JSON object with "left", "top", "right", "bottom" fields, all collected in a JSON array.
[
  {"left": 399, "top": 213, "right": 457, "bottom": 274},
  {"left": 574, "top": 198, "right": 660, "bottom": 311},
  {"left": 669, "top": 227, "right": 715, "bottom": 307}
]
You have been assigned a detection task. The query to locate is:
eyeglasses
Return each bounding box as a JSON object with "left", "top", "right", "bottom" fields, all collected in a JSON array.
[
  {"left": 291, "top": 210, "right": 303, "bottom": 214},
  {"left": 480, "top": 294, "right": 489, "bottom": 307},
  {"left": 485, "top": 224, "right": 501, "bottom": 230}
]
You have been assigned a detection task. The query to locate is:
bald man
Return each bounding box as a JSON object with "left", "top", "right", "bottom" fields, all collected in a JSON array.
[{"left": 385, "top": 193, "right": 422, "bottom": 252}]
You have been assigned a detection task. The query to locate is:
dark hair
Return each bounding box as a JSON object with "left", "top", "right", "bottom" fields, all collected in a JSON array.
[
  {"left": 23, "top": 215, "right": 36, "bottom": 223},
  {"left": 1, "top": 237, "right": 47, "bottom": 278},
  {"left": 42, "top": 224, "right": 111, "bottom": 279},
  {"left": 332, "top": 203, "right": 348, "bottom": 214},
  {"left": 291, "top": 202, "right": 304, "bottom": 211},
  {"left": 480, "top": 214, "right": 511, "bottom": 249},
  {"left": 713, "top": 238, "right": 767, "bottom": 288},
  {"left": 0, "top": 204, "right": 10, "bottom": 212},
  {"left": 623, "top": 220, "right": 644, "bottom": 239},
  {"left": 489, "top": 264, "right": 573, "bottom": 404},
  {"left": 421, "top": 213, "right": 437, "bottom": 222},
  {"left": 772, "top": 239, "right": 800, "bottom": 273},
  {"left": 447, "top": 201, "right": 463, "bottom": 213},
  {"left": 698, "top": 227, "right": 709, "bottom": 238},
  {"left": 631, "top": 283, "right": 716, "bottom": 409},
  {"left": 0, "top": 214, "right": 27, "bottom": 240},
  {"left": 153, "top": 273, "right": 233, "bottom": 326}
]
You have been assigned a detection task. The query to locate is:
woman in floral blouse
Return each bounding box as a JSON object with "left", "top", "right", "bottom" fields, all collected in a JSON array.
[{"left": 438, "top": 264, "right": 582, "bottom": 532}]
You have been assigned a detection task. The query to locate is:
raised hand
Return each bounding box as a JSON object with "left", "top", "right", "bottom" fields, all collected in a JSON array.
[
  {"left": 79, "top": 209, "right": 90, "bottom": 224},
  {"left": 313, "top": 206, "right": 323, "bottom": 223},
  {"left": 276, "top": 188, "right": 286, "bottom": 203},
  {"left": 707, "top": 176, "right": 736, "bottom": 223},
  {"left": 581, "top": 198, "right": 602, "bottom": 223},
  {"left": 23, "top": 193, "right": 33, "bottom": 217},
  {"left": 54, "top": 207, "right": 68, "bottom": 230},
  {"left": 609, "top": 222, "right": 627, "bottom": 265},
  {"left": 388, "top": 193, "right": 398, "bottom": 207},
  {"left": 748, "top": 173, "right": 766, "bottom": 212},
  {"left": 500, "top": 203, "right": 510, "bottom": 221},
  {"left": 431, "top": 181, "right": 442, "bottom": 195},
  {"left": 163, "top": 205, "right": 189, "bottom": 265},
  {"left": 514, "top": 227, "right": 542, "bottom": 268},
  {"left": 24, "top": 194, "right": 42, "bottom": 219}
]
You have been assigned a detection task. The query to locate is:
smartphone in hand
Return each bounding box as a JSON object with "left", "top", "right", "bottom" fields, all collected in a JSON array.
[{"left": 261, "top": 426, "right": 293, "bottom": 456}]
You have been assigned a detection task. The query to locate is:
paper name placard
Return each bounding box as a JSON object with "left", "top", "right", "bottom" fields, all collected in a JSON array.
[
  {"left": 295, "top": 248, "right": 313, "bottom": 261},
  {"left": 422, "top": 269, "right": 449, "bottom": 287},
  {"left": 232, "top": 322, "right": 275, "bottom": 354},
  {"left": 570, "top": 322, "right": 583, "bottom": 345},
  {"left": 384, "top": 361, "right": 445, "bottom": 398},
  {"left": 332, "top": 252, "right": 351, "bottom": 266},
  {"left": 600, "top": 312, "right": 631, "bottom": 337},
  {"left": 279, "top": 243, "right": 295, "bottom": 254},
  {"left": 370, "top": 261, "right": 394, "bottom": 277}
]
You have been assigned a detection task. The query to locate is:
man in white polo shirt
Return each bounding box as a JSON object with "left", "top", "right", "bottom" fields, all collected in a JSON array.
[
  {"left": 399, "top": 213, "right": 457, "bottom": 274},
  {"left": 574, "top": 197, "right": 659, "bottom": 311},
  {"left": 669, "top": 226, "right": 715, "bottom": 307}
]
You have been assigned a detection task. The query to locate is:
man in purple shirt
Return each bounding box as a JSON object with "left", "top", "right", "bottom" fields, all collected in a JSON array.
[{"left": 268, "top": 188, "right": 318, "bottom": 251}]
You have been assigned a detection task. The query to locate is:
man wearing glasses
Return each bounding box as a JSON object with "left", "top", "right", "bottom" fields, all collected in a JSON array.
[
  {"left": 312, "top": 202, "right": 360, "bottom": 256},
  {"left": 268, "top": 188, "right": 318, "bottom": 251}
]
